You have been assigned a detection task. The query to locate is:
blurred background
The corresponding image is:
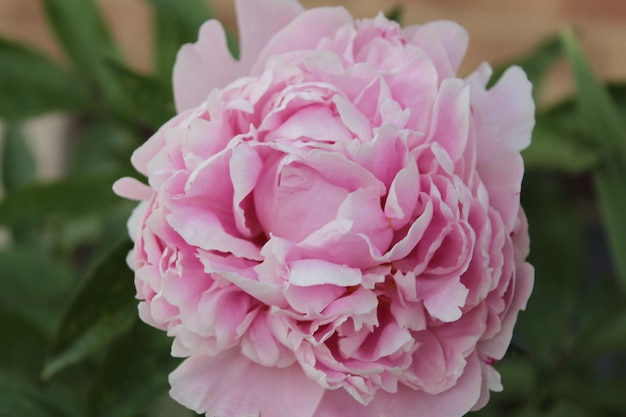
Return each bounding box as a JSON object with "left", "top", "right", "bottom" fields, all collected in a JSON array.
[{"left": 0, "top": 1, "right": 625, "bottom": 416}]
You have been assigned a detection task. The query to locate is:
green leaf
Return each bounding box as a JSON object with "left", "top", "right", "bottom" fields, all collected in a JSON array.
[
  {"left": 0, "top": 247, "right": 75, "bottom": 334},
  {"left": 608, "top": 83, "right": 626, "bottom": 120},
  {"left": 153, "top": 13, "right": 186, "bottom": 82},
  {"left": 0, "top": 172, "right": 127, "bottom": 226},
  {"left": 2, "top": 123, "right": 37, "bottom": 192},
  {"left": 150, "top": 0, "right": 239, "bottom": 65},
  {"left": 517, "top": 173, "right": 586, "bottom": 366},
  {"left": 523, "top": 101, "right": 601, "bottom": 172},
  {"left": 0, "top": 372, "right": 77, "bottom": 417},
  {"left": 581, "top": 310, "right": 626, "bottom": 355},
  {"left": 0, "top": 310, "right": 48, "bottom": 379},
  {"left": 41, "top": 0, "right": 128, "bottom": 113},
  {"left": 43, "top": 304, "right": 136, "bottom": 379},
  {"left": 490, "top": 36, "right": 562, "bottom": 98},
  {"left": 561, "top": 29, "right": 626, "bottom": 157},
  {"left": 562, "top": 29, "right": 626, "bottom": 291},
  {"left": 87, "top": 323, "right": 181, "bottom": 417},
  {"left": 0, "top": 38, "right": 87, "bottom": 120},
  {"left": 43, "top": 241, "right": 136, "bottom": 378},
  {"left": 385, "top": 5, "right": 404, "bottom": 24},
  {"left": 68, "top": 120, "right": 138, "bottom": 176},
  {"left": 105, "top": 62, "right": 176, "bottom": 129},
  {"left": 145, "top": 0, "right": 212, "bottom": 39}
]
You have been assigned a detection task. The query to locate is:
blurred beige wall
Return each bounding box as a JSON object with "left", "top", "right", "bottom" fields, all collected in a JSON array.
[{"left": 1, "top": 0, "right": 626, "bottom": 104}]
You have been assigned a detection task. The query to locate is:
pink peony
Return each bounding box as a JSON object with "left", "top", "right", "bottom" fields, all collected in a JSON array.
[{"left": 114, "top": 0, "right": 534, "bottom": 416}]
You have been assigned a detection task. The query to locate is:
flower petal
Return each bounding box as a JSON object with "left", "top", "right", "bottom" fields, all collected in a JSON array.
[{"left": 170, "top": 351, "right": 325, "bottom": 417}]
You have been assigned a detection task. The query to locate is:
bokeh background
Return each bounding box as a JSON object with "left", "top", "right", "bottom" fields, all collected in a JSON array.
[{"left": 0, "top": 1, "right": 625, "bottom": 416}]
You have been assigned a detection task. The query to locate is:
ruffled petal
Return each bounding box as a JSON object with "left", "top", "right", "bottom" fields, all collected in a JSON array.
[{"left": 170, "top": 351, "right": 325, "bottom": 417}]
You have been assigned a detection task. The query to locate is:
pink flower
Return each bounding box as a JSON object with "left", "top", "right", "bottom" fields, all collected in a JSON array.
[{"left": 114, "top": 0, "right": 534, "bottom": 416}]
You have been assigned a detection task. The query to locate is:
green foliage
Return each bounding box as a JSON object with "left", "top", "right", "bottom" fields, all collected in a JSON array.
[
  {"left": 0, "top": 39, "right": 87, "bottom": 120},
  {"left": 561, "top": 29, "right": 626, "bottom": 292},
  {"left": 0, "top": 1, "right": 625, "bottom": 416}
]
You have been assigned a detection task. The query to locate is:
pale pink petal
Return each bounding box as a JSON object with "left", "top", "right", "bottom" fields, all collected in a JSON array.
[
  {"left": 173, "top": 20, "right": 242, "bottom": 112},
  {"left": 475, "top": 129, "right": 525, "bottom": 232},
  {"left": 313, "top": 352, "right": 482, "bottom": 417},
  {"left": 419, "top": 277, "right": 469, "bottom": 323},
  {"left": 479, "top": 262, "right": 534, "bottom": 359},
  {"left": 170, "top": 351, "right": 325, "bottom": 417},
  {"left": 385, "top": 159, "right": 420, "bottom": 230},
  {"left": 113, "top": 177, "right": 153, "bottom": 201},
  {"left": 406, "top": 21, "right": 469, "bottom": 77},
  {"left": 467, "top": 64, "right": 535, "bottom": 151},
  {"left": 236, "top": 0, "right": 304, "bottom": 70},
  {"left": 289, "top": 259, "right": 362, "bottom": 287},
  {"left": 426, "top": 78, "right": 470, "bottom": 161},
  {"left": 253, "top": 7, "right": 354, "bottom": 74}
]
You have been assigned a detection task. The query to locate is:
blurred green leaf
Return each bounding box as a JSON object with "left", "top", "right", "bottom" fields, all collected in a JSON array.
[
  {"left": 517, "top": 173, "right": 586, "bottom": 366},
  {"left": 0, "top": 372, "right": 76, "bottom": 417},
  {"left": 143, "top": 394, "right": 196, "bottom": 417},
  {"left": 581, "top": 310, "right": 626, "bottom": 355},
  {"left": 43, "top": 304, "right": 136, "bottom": 379},
  {"left": 495, "top": 357, "right": 536, "bottom": 403},
  {"left": 490, "top": 35, "right": 562, "bottom": 98},
  {"left": 609, "top": 83, "right": 626, "bottom": 119},
  {"left": 552, "top": 375, "right": 626, "bottom": 415},
  {"left": 87, "top": 324, "right": 181, "bottom": 417},
  {"left": 69, "top": 120, "right": 138, "bottom": 176},
  {"left": 0, "top": 38, "right": 87, "bottom": 120},
  {"left": 0, "top": 247, "right": 74, "bottom": 334},
  {"left": 562, "top": 29, "right": 626, "bottom": 291},
  {"left": 0, "top": 311, "right": 48, "bottom": 379},
  {"left": 41, "top": 0, "right": 128, "bottom": 113},
  {"left": 2, "top": 123, "right": 37, "bottom": 192},
  {"left": 561, "top": 29, "right": 626, "bottom": 158},
  {"left": 524, "top": 101, "right": 601, "bottom": 172},
  {"left": 154, "top": 13, "right": 186, "bottom": 82},
  {"left": 544, "top": 401, "right": 587, "bottom": 417},
  {"left": 106, "top": 62, "right": 176, "bottom": 129},
  {"left": 0, "top": 172, "right": 127, "bottom": 226},
  {"left": 148, "top": 0, "right": 239, "bottom": 60},
  {"left": 385, "top": 5, "right": 404, "bottom": 24},
  {"left": 145, "top": 0, "right": 212, "bottom": 39},
  {"left": 43, "top": 241, "right": 135, "bottom": 378}
]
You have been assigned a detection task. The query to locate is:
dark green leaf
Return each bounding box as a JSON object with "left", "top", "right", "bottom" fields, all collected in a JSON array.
[
  {"left": 0, "top": 247, "right": 75, "bottom": 334},
  {"left": 581, "top": 310, "right": 626, "bottom": 355},
  {"left": 88, "top": 323, "right": 181, "bottom": 417},
  {"left": 562, "top": 29, "right": 626, "bottom": 291},
  {"left": 0, "top": 311, "right": 48, "bottom": 379},
  {"left": 385, "top": 5, "right": 404, "bottom": 24},
  {"left": 43, "top": 241, "right": 135, "bottom": 378},
  {"left": 0, "top": 372, "right": 76, "bottom": 417},
  {"left": 490, "top": 36, "right": 562, "bottom": 98},
  {"left": 41, "top": 0, "right": 128, "bottom": 113},
  {"left": 68, "top": 120, "right": 138, "bottom": 176},
  {"left": 43, "top": 304, "right": 136, "bottom": 379},
  {"left": 552, "top": 375, "right": 626, "bottom": 415},
  {"left": 105, "top": 62, "right": 176, "bottom": 129},
  {"left": 523, "top": 101, "right": 601, "bottom": 172},
  {"left": 561, "top": 29, "right": 626, "bottom": 157},
  {"left": 0, "top": 172, "right": 128, "bottom": 226},
  {"left": 517, "top": 173, "right": 586, "bottom": 366},
  {"left": 0, "top": 38, "right": 87, "bottom": 120},
  {"left": 2, "top": 123, "right": 37, "bottom": 191},
  {"left": 145, "top": 0, "right": 212, "bottom": 39},
  {"left": 154, "top": 13, "right": 186, "bottom": 83},
  {"left": 608, "top": 83, "right": 626, "bottom": 121}
]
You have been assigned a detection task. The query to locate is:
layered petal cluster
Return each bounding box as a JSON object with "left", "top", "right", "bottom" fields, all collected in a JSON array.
[{"left": 114, "top": 1, "right": 534, "bottom": 416}]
